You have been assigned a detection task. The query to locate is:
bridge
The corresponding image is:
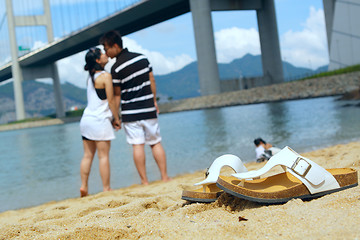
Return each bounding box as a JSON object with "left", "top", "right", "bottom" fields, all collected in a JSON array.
[{"left": 1, "top": 0, "right": 287, "bottom": 120}]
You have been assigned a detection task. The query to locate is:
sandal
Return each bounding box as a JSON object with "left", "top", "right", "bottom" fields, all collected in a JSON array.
[
  {"left": 182, "top": 154, "right": 247, "bottom": 203},
  {"left": 217, "top": 146, "right": 358, "bottom": 204}
]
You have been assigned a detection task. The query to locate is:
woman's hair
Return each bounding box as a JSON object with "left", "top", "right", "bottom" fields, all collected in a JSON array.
[
  {"left": 99, "top": 30, "right": 123, "bottom": 48},
  {"left": 84, "top": 47, "right": 104, "bottom": 84}
]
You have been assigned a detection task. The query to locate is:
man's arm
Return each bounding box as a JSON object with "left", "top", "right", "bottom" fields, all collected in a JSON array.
[
  {"left": 149, "top": 71, "right": 159, "bottom": 113},
  {"left": 114, "top": 85, "right": 121, "bottom": 111}
]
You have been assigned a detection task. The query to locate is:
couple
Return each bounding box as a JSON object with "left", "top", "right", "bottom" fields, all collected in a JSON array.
[{"left": 79, "top": 30, "right": 170, "bottom": 197}]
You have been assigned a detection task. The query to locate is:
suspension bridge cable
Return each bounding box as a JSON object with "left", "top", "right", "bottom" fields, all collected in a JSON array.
[
  {"left": 22, "top": 0, "right": 30, "bottom": 56},
  {"left": 99, "top": 0, "right": 104, "bottom": 19},
  {"left": 64, "top": 0, "right": 70, "bottom": 33},
  {"left": 69, "top": 0, "right": 75, "bottom": 32},
  {"left": 80, "top": 0, "right": 86, "bottom": 29},
  {"left": 0, "top": 13, "right": 6, "bottom": 32},
  {"left": 105, "top": 0, "right": 109, "bottom": 16},
  {"left": 84, "top": 1, "right": 90, "bottom": 28},
  {"left": 26, "top": 0, "right": 34, "bottom": 51},
  {"left": 60, "top": 0, "right": 65, "bottom": 36},
  {"left": 114, "top": 0, "right": 118, "bottom": 12},
  {"left": 0, "top": 13, "right": 7, "bottom": 65},
  {"left": 27, "top": 0, "right": 34, "bottom": 52},
  {"left": 92, "top": 0, "right": 97, "bottom": 24},
  {"left": 66, "top": 0, "right": 72, "bottom": 34},
  {"left": 53, "top": 0, "right": 62, "bottom": 38},
  {"left": 59, "top": 0, "right": 66, "bottom": 36},
  {"left": 70, "top": 0, "right": 76, "bottom": 32},
  {"left": 95, "top": 0, "right": 100, "bottom": 21},
  {"left": 49, "top": 2, "right": 56, "bottom": 40},
  {"left": 75, "top": 1, "right": 82, "bottom": 31}
]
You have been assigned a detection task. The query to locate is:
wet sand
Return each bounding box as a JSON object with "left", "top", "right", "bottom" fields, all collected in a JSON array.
[{"left": 0, "top": 142, "right": 359, "bottom": 239}]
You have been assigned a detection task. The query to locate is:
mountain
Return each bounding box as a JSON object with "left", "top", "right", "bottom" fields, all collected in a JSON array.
[
  {"left": 220, "top": 54, "right": 264, "bottom": 79},
  {"left": 315, "top": 65, "right": 329, "bottom": 73},
  {"left": 0, "top": 81, "right": 87, "bottom": 124},
  {"left": 156, "top": 62, "right": 200, "bottom": 100},
  {"left": 156, "top": 54, "right": 328, "bottom": 100},
  {"left": 0, "top": 54, "right": 328, "bottom": 123}
]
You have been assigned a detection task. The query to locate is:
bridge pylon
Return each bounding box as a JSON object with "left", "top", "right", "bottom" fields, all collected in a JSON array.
[
  {"left": 190, "top": 0, "right": 284, "bottom": 95},
  {"left": 5, "top": 0, "right": 65, "bottom": 121}
]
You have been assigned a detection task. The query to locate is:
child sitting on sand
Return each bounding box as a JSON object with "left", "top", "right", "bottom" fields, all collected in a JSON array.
[{"left": 254, "top": 138, "right": 281, "bottom": 162}]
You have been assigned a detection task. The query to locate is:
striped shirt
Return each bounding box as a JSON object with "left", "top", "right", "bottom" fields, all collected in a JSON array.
[{"left": 111, "top": 48, "right": 157, "bottom": 122}]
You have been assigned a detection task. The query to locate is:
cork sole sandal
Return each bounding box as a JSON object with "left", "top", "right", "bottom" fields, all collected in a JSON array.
[
  {"left": 181, "top": 154, "right": 247, "bottom": 203},
  {"left": 216, "top": 146, "right": 358, "bottom": 204},
  {"left": 182, "top": 184, "right": 224, "bottom": 203}
]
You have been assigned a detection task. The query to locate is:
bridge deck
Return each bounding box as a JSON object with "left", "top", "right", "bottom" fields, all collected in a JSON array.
[{"left": 0, "top": 0, "right": 190, "bottom": 82}]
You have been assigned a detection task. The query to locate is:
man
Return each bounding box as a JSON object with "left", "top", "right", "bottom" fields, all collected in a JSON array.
[{"left": 100, "top": 30, "right": 170, "bottom": 185}]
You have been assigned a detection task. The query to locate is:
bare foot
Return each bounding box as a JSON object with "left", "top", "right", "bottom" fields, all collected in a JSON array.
[
  {"left": 162, "top": 176, "right": 172, "bottom": 182},
  {"left": 141, "top": 181, "right": 149, "bottom": 185},
  {"left": 80, "top": 188, "right": 88, "bottom": 197}
]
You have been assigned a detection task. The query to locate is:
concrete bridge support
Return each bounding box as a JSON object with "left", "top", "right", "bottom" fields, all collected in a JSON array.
[
  {"left": 190, "top": 0, "right": 284, "bottom": 96},
  {"left": 22, "top": 64, "right": 65, "bottom": 118},
  {"left": 6, "top": 0, "right": 25, "bottom": 120},
  {"left": 256, "top": 0, "right": 284, "bottom": 84},
  {"left": 51, "top": 64, "right": 65, "bottom": 118},
  {"left": 190, "top": 0, "right": 221, "bottom": 96},
  {"left": 6, "top": 0, "right": 65, "bottom": 120},
  {"left": 323, "top": 0, "right": 335, "bottom": 54},
  {"left": 323, "top": 0, "right": 360, "bottom": 70}
]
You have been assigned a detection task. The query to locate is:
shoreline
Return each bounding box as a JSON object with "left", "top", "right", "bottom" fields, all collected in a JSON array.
[
  {"left": 1, "top": 71, "right": 359, "bottom": 132},
  {"left": 158, "top": 71, "right": 360, "bottom": 113},
  {"left": 0, "top": 141, "right": 359, "bottom": 239}
]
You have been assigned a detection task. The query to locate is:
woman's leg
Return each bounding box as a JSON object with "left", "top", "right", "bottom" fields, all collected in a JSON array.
[
  {"left": 80, "top": 140, "right": 96, "bottom": 197},
  {"left": 96, "top": 140, "right": 112, "bottom": 192}
]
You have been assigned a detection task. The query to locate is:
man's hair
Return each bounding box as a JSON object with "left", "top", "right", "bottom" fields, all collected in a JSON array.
[{"left": 99, "top": 30, "right": 123, "bottom": 48}]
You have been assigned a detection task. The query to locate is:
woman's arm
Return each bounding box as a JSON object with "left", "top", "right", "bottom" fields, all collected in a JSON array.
[{"left": 103, "top": 73, "right": 121, "bottom": 129}]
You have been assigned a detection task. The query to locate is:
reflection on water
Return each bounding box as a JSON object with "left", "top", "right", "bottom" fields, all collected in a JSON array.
[
  {"left": 265, "top": 102, "right": 291, "bottom": 141},
  {"left": 0, "top": 96, "right": 359, "bottom": 212},
  {"left": 203, "top": 109, "right": 228, "bottom": 152}
]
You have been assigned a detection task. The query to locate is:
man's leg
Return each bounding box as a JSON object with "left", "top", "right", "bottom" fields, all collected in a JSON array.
[
  {"left": 133, "top": 144, "right": 149, "bottom": 185},
  {"left": 151, "top": 142, "right": 171, "bottom": 182},
  {"left": 96, "top": 140, "right": 112, "bottom": 192},
  {"left": 80, "top": 140, "right": 96, "bottom": 197}
]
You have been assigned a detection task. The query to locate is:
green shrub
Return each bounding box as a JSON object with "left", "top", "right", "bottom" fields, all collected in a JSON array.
[{"left": 304, "top": 64, "right": 360, "bottom": 80}]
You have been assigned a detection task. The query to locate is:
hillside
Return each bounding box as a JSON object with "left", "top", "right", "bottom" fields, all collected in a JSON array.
[
  {"left": 0, "top": 54, "right": 327, "bottom": 124},
  {"left": 0, "top": 81, "right": 87, "bottom": 124},
  {"left": 156, "top": 54, "right": 327, "bottom": 100}
]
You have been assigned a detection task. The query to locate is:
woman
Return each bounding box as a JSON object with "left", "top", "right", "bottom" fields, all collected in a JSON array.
[{"left": 79, "top": 47, "right": 121, "bottom": 197}]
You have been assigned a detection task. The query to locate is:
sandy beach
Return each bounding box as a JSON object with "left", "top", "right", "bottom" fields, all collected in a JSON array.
[{"left": 0, "top": 141, "right": 359, "bottom": 239}]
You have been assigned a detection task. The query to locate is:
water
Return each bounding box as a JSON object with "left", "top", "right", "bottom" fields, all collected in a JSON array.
[{"left": 0, "top": 96, "right": 360, "bottom": 212}]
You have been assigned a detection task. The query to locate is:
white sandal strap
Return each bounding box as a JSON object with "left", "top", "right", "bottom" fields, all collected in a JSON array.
[
  {"left": 232, "top": 146, "right": 340, "bottom": 194},
  {"left": 194, "top": 154, "right": 247, "bottom": 186}
]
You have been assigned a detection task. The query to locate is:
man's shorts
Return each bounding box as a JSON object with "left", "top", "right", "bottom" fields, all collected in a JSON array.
[{"left": 123, "top": 119, "right": 162, "bottom": 145}]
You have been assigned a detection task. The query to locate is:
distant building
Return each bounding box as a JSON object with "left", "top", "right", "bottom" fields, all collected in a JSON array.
[{"left": 324, "top": 0, "right": 360, "bottom": 70}]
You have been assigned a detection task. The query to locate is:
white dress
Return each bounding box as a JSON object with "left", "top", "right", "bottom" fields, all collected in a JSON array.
[{"left": 80, "top": 71, "right": 115, "bottom": 141}]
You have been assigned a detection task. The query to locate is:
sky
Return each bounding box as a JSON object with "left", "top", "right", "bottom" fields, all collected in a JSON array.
[{"left": 0, "top": 0, "right": 328, "bottom": 89}]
